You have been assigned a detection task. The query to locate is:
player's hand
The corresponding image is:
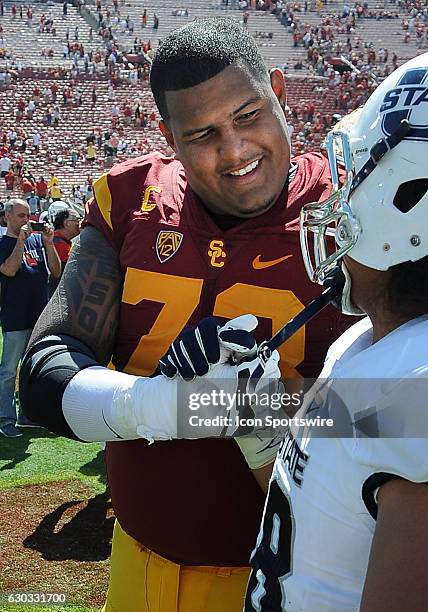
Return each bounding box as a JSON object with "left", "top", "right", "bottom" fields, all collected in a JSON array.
[
  {"left": 41, "top": 223, "right": 54, "bottom": 245},
  {"left": 236, "top": 349, "right": 281, "bottom": 400},
  {"left": 159, "top": 314, "right": 258, "bottom": 380},
  {"left": 197, "top": 349, "right": 282, "bottom": 437},
  {"left": 235, "top": 350, "right": 282, "bottom": 427}
]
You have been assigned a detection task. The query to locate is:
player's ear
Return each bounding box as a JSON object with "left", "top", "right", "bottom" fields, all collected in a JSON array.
[
  {"left": 159, "top": 120, "right": 177, "bottom": 154},
  {"left": 269, "top": 68, "right": 287, "bottom": 109}
]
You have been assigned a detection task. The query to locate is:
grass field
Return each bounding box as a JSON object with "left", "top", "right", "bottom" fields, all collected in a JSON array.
[
  {"left": 0, "top": 330, "right": 113, "bottom": 610},
  {"left": 0, "top": 427, "right": 112, "bottom": 611}
]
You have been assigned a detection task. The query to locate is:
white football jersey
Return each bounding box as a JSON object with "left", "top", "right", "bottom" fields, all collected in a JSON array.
[{"left": 246, "top": 315, "right": 428, "bottom": 611}]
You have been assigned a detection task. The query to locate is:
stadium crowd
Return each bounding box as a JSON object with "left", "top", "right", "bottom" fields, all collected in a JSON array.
[{"left": 1, "top": 0, "right": 426, "bottom": 202}]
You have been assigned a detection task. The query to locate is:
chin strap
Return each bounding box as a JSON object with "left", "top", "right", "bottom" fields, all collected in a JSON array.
[
  {"left": 339, "top": 262, "right": 365, "bottom": 316},
  {"left": 257, "top": 265, "right": 345, "bottom": 364}
]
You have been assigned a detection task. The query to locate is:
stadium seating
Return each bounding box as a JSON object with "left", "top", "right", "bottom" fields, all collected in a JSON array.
[{"left": 0, "top": 0, "right": 426, "bottom": 201}]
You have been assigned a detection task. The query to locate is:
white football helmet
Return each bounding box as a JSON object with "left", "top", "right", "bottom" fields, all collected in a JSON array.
[
  {"left": 301, "top": 53, "right": 428, "bottom": 290},
  {"left": 47, "top": 200, "right": 69, "bottom": 223}
]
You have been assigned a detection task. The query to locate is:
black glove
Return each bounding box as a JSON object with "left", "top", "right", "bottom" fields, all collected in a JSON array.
[{"left": 159, "top": 314, "right": 258, "bottom": 380}]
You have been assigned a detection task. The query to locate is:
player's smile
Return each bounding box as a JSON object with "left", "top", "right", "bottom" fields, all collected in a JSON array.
[
  {"left": 222, "top": 157, "right": 263, "bottom": 185},
  {"left": 160, "top": 64, "right": 291, "bottom": 218}
]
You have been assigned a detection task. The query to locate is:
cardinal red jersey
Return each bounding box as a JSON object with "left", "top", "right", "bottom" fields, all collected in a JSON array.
[{"left": 83, "top": 151, "right": 351, "bottom": 566}]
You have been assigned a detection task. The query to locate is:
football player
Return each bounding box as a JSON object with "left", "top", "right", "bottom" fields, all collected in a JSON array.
[
  {"left": 243, "top": 52, "right": 428, "bottom": 610},
  {"left": 19, "top": 17, "right": 350, "bottom": 612}
]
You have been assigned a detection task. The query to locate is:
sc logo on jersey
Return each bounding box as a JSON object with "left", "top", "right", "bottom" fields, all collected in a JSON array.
[
  {"left": 208, "top": 239, "right": 226, "bottom": 267},
  {"left": 380, "top": 67, "right": 428, "bottom": 141}
]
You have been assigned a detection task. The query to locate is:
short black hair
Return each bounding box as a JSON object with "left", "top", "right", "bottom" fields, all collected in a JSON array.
[
  {"left": 385, "top": 255, "right": 428, "bottom": 320},
  {"left": 150, "top": 17, "right": 268, "bottom": 122},
  {"left": 53, "top": 209, "right": 70, "bottom": 230}
]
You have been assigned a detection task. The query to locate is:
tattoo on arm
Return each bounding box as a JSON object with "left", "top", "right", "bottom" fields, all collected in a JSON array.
[{"left": 30, "top": 226, "right": 123, "bottom": 364}]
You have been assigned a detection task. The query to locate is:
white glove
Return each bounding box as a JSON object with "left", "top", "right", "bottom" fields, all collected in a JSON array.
[{"left": 234, "top": 351, "right": 284, "bottom": 469}]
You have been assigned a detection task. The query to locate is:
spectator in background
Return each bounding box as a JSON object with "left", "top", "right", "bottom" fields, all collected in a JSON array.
[
  {"left": 8, "top": 129, "right": 17, "bottom": 149},
  {"left": 0, "top": 153, "right": 11, "bottom": 177},
  {"left": 53, "top": 106, "right": 61, "bottom": 126},
  {"left": 20, "top": 173, "right": 36, "bottom": 195},
  {"left": 33, "top": 86, "right": 41, "bottom": 104},
  {"left": 73, "top": 186, "right": 84, "bottom": 207},
  {"left": 104, "top": 141, "right": 114, "bottom": 167},
  {"left": 0, "top": 208, "right": 8, "bottom": 236},
  {"left": 36, "top": 176, "right": 48, "bottom": 199},
  {"left": 86, "top": 130, "right": 96, "bottom": 145},
  {"left": 32, "top": 130, "right": 41, "bottom": 153},
  {"left": 110, "top": 132, "right": 119, "bottom": 156},
  {"left": 49, "top": 182, "right": 64, "bottom": 201},
  {"left": 149, "top": 110, "right": 157, "bottom": 128},
  {"left": 27, "top": 191, "right": 40, "bottom": 214},
  {"left": 48, "top": 172, "right": 59, "bottom": 190},
  {"left": 86, "top": 142, "right": 97, "bottom": 162},
  {"left": 5, "top": 170, "right": 15, "bottom": 191},
  {"left": 71, "top": 147, "right": 79, "bottom": 167},
  {"left": 49, "top": 207, "right": 80, "bottom": 296},
  {"left": 13, "top": 154, "right": 24, "bottom": 177},
  {"left": 25, "top": 99, "right": 36, "bottom": 118},
  {"left": 42, "top": 200, "right": 68, "bottom": 225},
  {"left": 0, "top": 199, "right": 60, "bottom": 437}
]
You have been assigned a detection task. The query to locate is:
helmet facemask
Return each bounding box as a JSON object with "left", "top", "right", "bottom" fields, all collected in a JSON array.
[{"left": 300, "top": 129, "right": 361, "bottom": 285}]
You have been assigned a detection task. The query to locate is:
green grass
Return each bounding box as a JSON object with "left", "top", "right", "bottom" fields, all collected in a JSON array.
[
  {"left": 0, "top": 429, "right": 106, "bottom": 493},
  {"left": 0, "top": 331, "right": 108, "bottom": 611},
  {"left": 0, "top": 328, "right": 105, "bottom": 493},
  {"left": 0, "top": 329, "right": 104, "bottom": 494},
  {"left": 0, "top": 431, "right": 108, "bottom": 612}
]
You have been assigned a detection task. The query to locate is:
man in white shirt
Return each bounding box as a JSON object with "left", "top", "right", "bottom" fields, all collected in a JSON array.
[
  {"left": 0, "top": 155, "right": 11, "bottom": 177},
  {"left": 32, "top": 130, "right": 41, "bottom": 152},
  {"left": 7, "top": 129, "right": 17, "bottom": 149}
]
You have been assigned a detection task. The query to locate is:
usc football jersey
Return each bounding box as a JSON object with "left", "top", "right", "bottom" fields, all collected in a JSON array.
[
  {"left": 83, "top": 151, "right": 350, "bottom": 566},
  {"left": 246, "top": 315, "right": 428, "bottom": 610}
]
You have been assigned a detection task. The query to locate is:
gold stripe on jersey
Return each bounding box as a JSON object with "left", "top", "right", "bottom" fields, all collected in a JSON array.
[{"left": 93, "top": 173, "right": 113, "bottom": 230}]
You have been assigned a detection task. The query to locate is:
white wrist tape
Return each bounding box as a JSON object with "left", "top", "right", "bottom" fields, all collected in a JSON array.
[
  {"left": 235, "top": 434, "right": 282, "bottom": 470},
  {"left": 62, "top": 366, "right": 177, "bottom": 443}
]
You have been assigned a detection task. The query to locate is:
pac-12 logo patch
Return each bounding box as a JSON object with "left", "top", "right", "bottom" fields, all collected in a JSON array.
[
  {"left": 380, "top": 67, "right": 428, "bottom": 141},
  {"left": 155, "top": 230, "right": 183, "bottom": 263}
]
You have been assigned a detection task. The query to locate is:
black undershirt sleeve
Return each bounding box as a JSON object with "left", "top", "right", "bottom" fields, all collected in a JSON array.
[{"left": 19, "top": 334, "right": 100, "bottom": 440}]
